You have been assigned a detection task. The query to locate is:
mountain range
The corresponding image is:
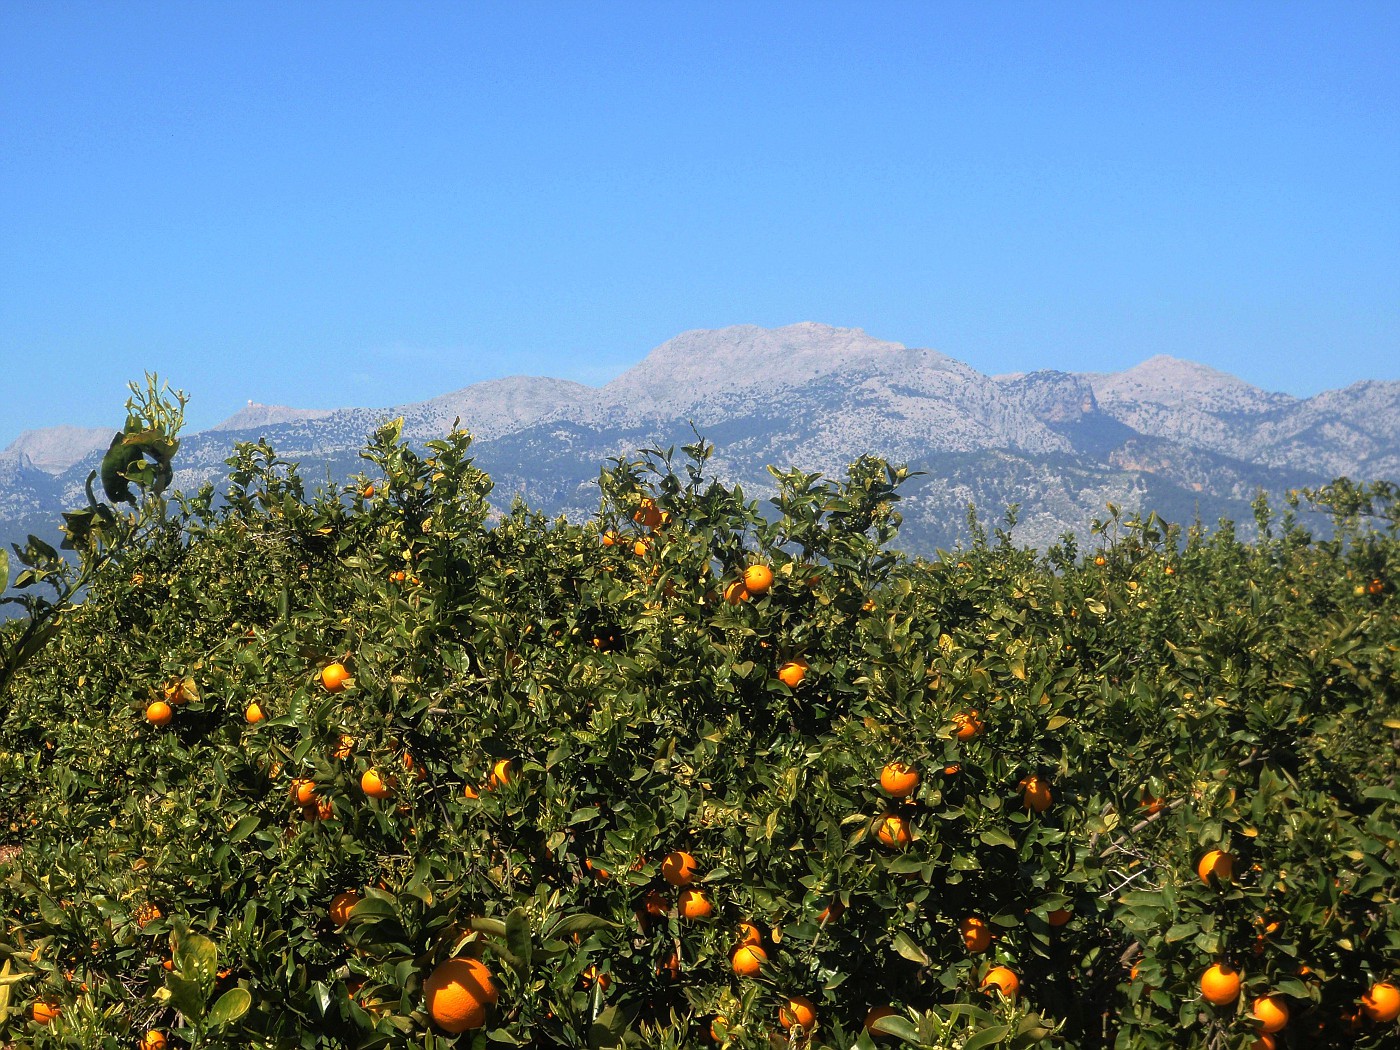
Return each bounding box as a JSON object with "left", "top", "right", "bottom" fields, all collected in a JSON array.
[{"left": 3, "top": 323, "right": 1397, "bottom": 559}]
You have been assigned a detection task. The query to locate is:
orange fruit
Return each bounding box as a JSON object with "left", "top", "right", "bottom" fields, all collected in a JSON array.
[
  {"left": 875, "top": 813, "right": 911, "bottom": 848},
  {"left": 291, "top": 779, "right": 317, "bottom": 806},
  {"left": 244, "top": 702, "right": 265, "bottom": 724},
  {"left": 633, "top": 498, "right": 663, "bottom": 529},
  {"left": 1361, "top": 981, "right": 1400, "bottom": 1023},
  {"left": 642, "top": 889, "right": 669, "bottom": 918},
  {"left": 1094, "top": 556, "right": 1106, "bottom": 566},
  {"left": 1249, "top": 1036, "right": 1275, "bottom": 1050},
  {"left": 1139, "top": 791, "right": 1165, "bottom": 815},
  {"left": 724, "top": 579, "right": 750, "bottom": 604},
  {"left": 632, "top": 538, "right": 649, "bottom": 557},
  {"left": 982, "top": 966, "right": 1019, "bottom": 998},
  {"left": 135, "top": 902, "right": 162, "bottom": 928},
  {"left": 1020, "top": 775, "right": 1052, "bottom": 812},
  {"left": 600, "top": 530, "right": 618, "bottom": 546},
  {"left": 817, "top": 899, "right": 845, "bottom": 924},
  {"left": 1047, "top": 908, "right": 1072, "bottom": 927},
  {"left": 332, "top": 733, "right": 354, "bottom": 759},
  {"left": 360, "top": 769, "right": 394, "bottom": 799},
  {"left": 1368, "top": 577, "right": 1384, "bottom": 596},
  {"left": 778, "top": 994, "right": 817, "bottom": 1032},
  {"left": 679, "top": 888, "right": 713, "bottom": 920},
  {"left": 1200, "top": 963, "right": 1242, "bottom": 1005},
  {"left": 732, "top": 944, "right": 766, "bottom": 976},
  {"left": 487, "top": 758, "right": 515, "bottom": 789},
  {"left": 743, "top": 564, "right": 774, "bottom": 596},
  {"left": 777, "top": 658, "right": 808, "bottom": 688},
  {"left": 145, "top": 700, "right": 173, "bottom": 726},
  {"left": 952, "top": 710, "right": 984, "bottom": 740},
  {"left": 329, "top": 891, "right": 362, "bottom": 926},
  {"left": 880, "top": 761, "right": 920, "bottom": 798},
  {"left": 1251, "top": 994, "right": 1289, "bottom": 1034},
  {"left": 321, "top": 662, "right": 350, "bottom": 692},
  {"left": 585, "top": 859, "right": 610, "bottom": 880},
  {"left": 462, "top": 782, "right": 480, "bottom": 799},
  {"left": 423, "top": 957, "right": 498, "bottom": 1034},
  {"left": 661, "top": 850, "right": 699, "bottom": 886},
  {"left": 580, "top": 964, "right": 612, "bottom": 992},
  {"left": 960, "top": 916, "right": 992, "bottom": 953},
  {"left": 736, "top": 922, "right": 762, "bottom": 948},
  {"left": 657, "top": 951, "right": 680, "bottom": 982},
  {"left": 163, "top": 677, "right": 193, "bottom": 705},
  {"left": 1197, "top": 850, "right": 1234, "bottom": 885},
  {"left": 32, "top": 1001, "right": 60, "bottom": 1025},
  {"left": 943, "top": 763, "right": 961, "bottom": 776},
  {"left": 139, "top": 1031, "right": 168, "bottom": 1050},
  {"left": 403, "top": 752, "right": 427, "bottom": 781}
]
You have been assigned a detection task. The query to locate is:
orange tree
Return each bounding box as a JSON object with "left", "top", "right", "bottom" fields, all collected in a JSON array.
[{"left": 0, "top": 405, "right": 1395, "bottom": 1049}]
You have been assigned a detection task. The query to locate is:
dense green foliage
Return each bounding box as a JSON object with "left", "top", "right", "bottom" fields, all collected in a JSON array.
[{"left": 0, "top": 414, "right": 1396, "bottom": 1050}]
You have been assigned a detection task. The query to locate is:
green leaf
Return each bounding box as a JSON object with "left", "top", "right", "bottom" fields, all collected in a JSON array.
[
  {"left": 228, "top": 815, "right": 260, "bottom": 842},
  {"left": 504, "top": 907, "right": 533, "bottom": 977},
  {"left": 961, "top": 1025, "right": 1011, "bottom": 1050},
  {"left": 870, "top": 1014, "right": 919, "bottom": 1042},
  {"left": 892, "top": 931, "right": 930, "bottom": 965},
  {"left": 979, "top": 827, "right": 1017, "bottom": 849},
  {"left": 545, "top": 913, "right": 617, "bottom": 940},
  {"left": 207, "top": 986, "right": 252, "bottom": 1027},
  {"left": 164, "top": 973, "right": 207, "bottom": 1021}
]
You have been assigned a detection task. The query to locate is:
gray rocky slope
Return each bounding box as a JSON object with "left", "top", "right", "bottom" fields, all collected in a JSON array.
[{"left": 4, "top": 324, "right": 1397, "bottom": 557}]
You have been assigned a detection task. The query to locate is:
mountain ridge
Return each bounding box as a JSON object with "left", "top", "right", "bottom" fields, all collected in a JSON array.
[{"left": 5, "top": 323, "right": 1396, "bottom": 555}]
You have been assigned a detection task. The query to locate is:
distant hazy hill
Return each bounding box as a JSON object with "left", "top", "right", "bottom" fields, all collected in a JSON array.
[{"left": 4, "top": 324, "right": 1396, "bottom": 561}]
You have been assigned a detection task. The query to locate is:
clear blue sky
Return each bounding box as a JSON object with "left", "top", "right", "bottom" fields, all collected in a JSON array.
[{"left": 2, "top": 1, "right": 1397, "bottom": 445}]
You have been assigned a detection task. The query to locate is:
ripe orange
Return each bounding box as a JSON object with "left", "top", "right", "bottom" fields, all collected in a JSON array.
[
  {"left": 778, "top": 994, "right": 817, "bottom": 1032},
  {"left": 580, "top": 964, "right": 612, "bottom": 992},
  {"left": 732, "top": 944, "right": 766, "bottom": 976},
  {"left": 1139, "top": 791, "right": 1165, "bottom": 815},
  {"left": 585, "top": 859, "right": 610, "bottom": 880},
  {"left": 1249, "top": 1036, "right": 1276, "bottom": 1050},
  {"left": 875, "top": 813, "right": 911, "bottom": 848},
  {"left": 1200, "top": 963, "right": 1242, "bottom": 1005},
  {"left": 245, "top": 702, "right": 265, "bottom": 724},
  {"left": 661, "top": 850, "right": 699, "bottom": 886},
  {"left": 32, "top": 1001, "right": 60, "bottom": 1025},
  {"left": 657, "top": 951, "right": 680, "bottom": 982},
  {"left": 777, "top": 658, "right": 808, "bottom": 688},
  {"left": 163, "top": 677, "right": 193, "bottom": 705},
  {"left": 743, "top": 564, "right": 774, "bottom": 596},
  {"left": 864, "top": 1006, "right": 897, "bottom": 1036},
  {"left": 642, "top": 889, "right": 669, "bottom": 918},
  {"left": 330, "top": 891, "right": 362, "bottom": 926},
  {"left": 402, "top": 752, "right": 427, "bottom": 781},
  {"left": 423, "top": 957, "right": 498, "bottom": 1034},
  {"left": 633, "top": 498, "right": 663, "bottom": 529},
  {"left": 632, "top": 538, "right": 649, "bottom": 558},
  {"left": 362, "top": 484, "right": 374, "bottom": 498},
  {"left": 462, "top": 782, "right": 480, "bottom": 800},
  {"left": 736, "top": 922, "right": 762, "bottom": 948},
  {"left": 982, "top": 966, "right": 1019, "bottom": 999},
  {"left": 291, "top": 779, "right": 317, "bottom": 806},
  {"left": 679, "top": 888, "right": 713, "bottom": 920},
  {"left": 332, "top": 733, "right": 354, "bottom": 759},
  {"left": 817, "top": 899, "right": 845, "bottom": 924},
  {"left": 1047, "top": 908, "right": 1072, "bottom": 927},
  {"left": 880, "top": 761, "right": 920, "bottom": 798},
  {"left": 959, "top": 916, "right": 992, "bottom": 953},
  {"left": 1368, "top": 577, "right": 1384, "bottom": 596},
  {"left": 360, "top": 769, "right": 394, "bottom": 799},
  {"left": 139, "top": 1030, "right": 168, "bottom": 1050},
  {"left": 600, "top": 530, "right": 618, "bottom": 547},
  {"left": 487, "top": 758, "right": 515, "bottom": 789},
  {"left": 1251, "top": 994, "right": 1290, "bottom": 1034},
  {"left": 145, "top": 700, "right": 173, "bottom": 726},
  {"left": 952, "top": 710, "right": 984, "bottom": 740},
  {"left": 1020, "top": 775, "right": 1052, "bottom": 813},
  {"left": 1197, "top": 850, "right": 1234, "bottom": 885},
  {"left": 321, "top": 662, "right": 350, "bottom": 692},
  {"left": 1094, "top": 556, "right": 1107, "bottom": 566},
  {"left": 1361, "top": 981, "right": 1400, "bottom": 1023},
  {"left": 724, "top": 579, "right": 750, "bottom": 604}
]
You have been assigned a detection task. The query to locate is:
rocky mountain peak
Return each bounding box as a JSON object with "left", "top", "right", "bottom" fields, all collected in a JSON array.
[
  {"left": 210, "top": 402, "right": 336, "bottom": 433},
  {"left": 1091, "top": 355, "right": 1294, "bottom": 414},
  {"left": 601, "top": 323, "right": 911, "bottom": 416},
  {"left": 2, "top": 425, "right": 112, "bottom": 475}
]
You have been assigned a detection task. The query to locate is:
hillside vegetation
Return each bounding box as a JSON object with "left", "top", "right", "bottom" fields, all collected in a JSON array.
[{"left": 0, "top": 388, "right": 1397, "bottom": 1050}]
